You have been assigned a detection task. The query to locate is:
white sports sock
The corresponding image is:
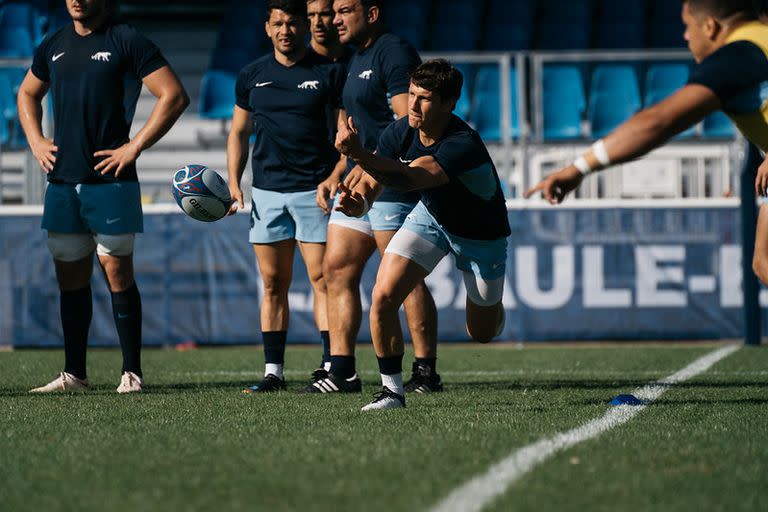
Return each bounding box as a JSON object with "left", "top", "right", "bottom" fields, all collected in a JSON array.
[
  {"left": 381, "top": 373, "right": 404, "bottom": 396},
  {"left": 265, "top": 363, "right": 284, "bottom": 379}
]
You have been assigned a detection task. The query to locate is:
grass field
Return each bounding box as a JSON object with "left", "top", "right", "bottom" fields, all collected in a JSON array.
[{"left": 1, "top": 343, "right": 766, "bottom": 512}]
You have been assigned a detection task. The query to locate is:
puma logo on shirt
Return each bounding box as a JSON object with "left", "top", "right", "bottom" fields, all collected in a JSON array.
[
  {"left": 298, "top": 80, "right": 319, "bottom": 90},
  {"left": 91, "top": 51, "right": 111, "bottom": 62}
]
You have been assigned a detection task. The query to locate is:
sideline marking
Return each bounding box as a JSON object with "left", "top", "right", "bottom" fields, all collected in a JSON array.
[{"left": 428, "top": 344, "right": 740, "bottom": 512}]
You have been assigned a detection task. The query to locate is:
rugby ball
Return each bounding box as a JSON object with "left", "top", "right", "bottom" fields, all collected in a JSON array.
[{"left": 172, "top": 165, "right": 232, "bottom": 222}]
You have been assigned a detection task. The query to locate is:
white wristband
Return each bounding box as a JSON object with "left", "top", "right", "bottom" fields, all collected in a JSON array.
[
  {"left": 592, "top": 139, "right": 611, "bottom": 167},
  {"left": 574, "top": 156, "right": 592, "bottom": 175},
  {"left": 356, "top": 196, "right": 370, "bottom": 218}
]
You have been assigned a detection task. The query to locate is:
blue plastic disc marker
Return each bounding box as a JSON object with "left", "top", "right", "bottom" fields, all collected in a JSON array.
[{"left": 609, "top": 394, "right": 644, "bottom": 406}]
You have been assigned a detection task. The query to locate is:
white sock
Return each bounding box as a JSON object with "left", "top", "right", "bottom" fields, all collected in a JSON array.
[
  {"left": 381, "top": 373, "right": 404, "bottom": 396},
  {"left": 323, "top": 361, "right": 331, "bottom": 371},
  {"left": 265, "top": 363, "right": 283, "bottom": 379}
]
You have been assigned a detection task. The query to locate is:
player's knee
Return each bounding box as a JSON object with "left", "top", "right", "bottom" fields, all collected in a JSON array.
[
  {"left": 95, "top": 234, "right": 135, "bottom": 257},
  {"left": 261, "top": 273, "right": 291, "bottom": 297},
  {"left": 47, "top": 233, "right": 95, "bottom": 262},
  {"left": 371, "top": 284, "right": 400, "bottom": 317}
]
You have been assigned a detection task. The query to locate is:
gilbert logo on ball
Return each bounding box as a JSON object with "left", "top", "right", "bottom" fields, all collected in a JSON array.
[{"left": 172, "top": 165, "right": 232, "bottom": 222}]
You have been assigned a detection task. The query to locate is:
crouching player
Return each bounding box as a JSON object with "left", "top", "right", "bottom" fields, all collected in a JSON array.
[{"left": 335, "top": 60, "right": 510, "bottom": 410}]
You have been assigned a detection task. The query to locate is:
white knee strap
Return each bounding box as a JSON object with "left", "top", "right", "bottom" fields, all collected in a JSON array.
[
  {"left": 463, "top": 272, "right": 504, "bottom": 307},
  {"left": 47, "top": 233, "right": 96, "bottom": 262},
  {"left": 95, "top": 234, "right": 135, "bottom": 257}
]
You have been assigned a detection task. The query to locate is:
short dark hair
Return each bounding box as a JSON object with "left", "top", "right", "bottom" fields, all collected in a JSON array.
[
  {"left": 410, "top": 59, "right": 463, "bottom": 103},
  {"left": 360, "top": 0, "right": 384, "bottom": 16},
  {"left": 267, "top": 0, "right": 308, "bottom": 19},
  {"left": 682, "top": 0, "right": 758, "bottom": 19}
]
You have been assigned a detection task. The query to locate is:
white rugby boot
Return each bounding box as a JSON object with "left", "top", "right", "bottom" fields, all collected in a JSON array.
[
  {"left": 30, "top": 372, "right": 89, "bottom": 393},
  {"left": 117, "top": 371, "right": 143, "bottom": 393},
  {"left": 361, "top": 387, "right": 406, "bottom": 411}
]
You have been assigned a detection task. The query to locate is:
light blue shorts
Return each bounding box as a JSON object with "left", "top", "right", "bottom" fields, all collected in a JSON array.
[
  {"left": 388, "top": 201, "right": 507, "bottom": 281},
  {"left": 328, "top": 197, "right": 416, "bottom": 236},
  {"left": 41, "top": 182, "right": 143, "bottom": 234},
  {"left": 250, "top": 187, "right": 329, "bottom": 244}
]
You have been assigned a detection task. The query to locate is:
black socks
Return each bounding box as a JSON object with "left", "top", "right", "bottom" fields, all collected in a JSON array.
[
  {"left": 61, "top": 286, "right": 92, "bottom": 380},
  {"left": 111, "top": 283, "right": 142, "bottom": 377}
]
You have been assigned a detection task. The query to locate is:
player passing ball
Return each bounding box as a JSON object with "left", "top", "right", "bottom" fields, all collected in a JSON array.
[
  {"left": 524, "top": 0, "right": 768, "bottom": 285},
  {"left": 335, "top": 59, "right": 510, "bottom": 411}
]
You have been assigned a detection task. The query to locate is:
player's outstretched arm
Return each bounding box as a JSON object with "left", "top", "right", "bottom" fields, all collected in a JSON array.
[
  {"left": 524, "top": 84, "right": 720, "bottom": 204},
  {"left": 17, "top": 71, "right": 56, "bottom": 173},
  {"left": 336, "top": 117, "right": 448, "bottom": 191},
  {"left": 226, "top": 105, "right": 253, "bottom": 215},
  {"left": 95, "top": 66, "right": 189, "bottom": 177}
]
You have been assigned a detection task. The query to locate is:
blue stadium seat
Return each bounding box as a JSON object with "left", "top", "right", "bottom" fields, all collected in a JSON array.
[
  {"left": 702, "top": 112, "right": 736, "bottom": 138},
  {"left": 0, "top": 67, "right": 26, "bottom": 94},
  {"left": 199, "top": 70, "right": 237, "bottom": 120},
  {"left": 0, "top": 72, "right": 15, "bottom": 123},
  {"left": 0, "top": 27, "right": 34, "bottom": 57},
  {"left": 645, "top": 63, "right": 695, "bottom": 137},
  {"left": 428, "top": 0, "right": 481, "bottom": 51},
  {"left": 542, "top": 65, "right": 585, "bottom": 140},
  {"left": 0, "top": 116, "right": 8, "bottom": 146},
  {"left": 483, "top": 0, "right": 535, "bottom": 51},
  {"left": 472, "top": 65, "right": 520, "bottom": 141},
  {"left": 209, "top": 47, "right": 253, "bottom": 74},
  {"left": 385, "top": 0, "right": 430, "bottom": 50},
  {"left": 589, "top": 65, "right": 641, "bottom": 137},
  {"left": 589, "top": 91, "right": 642, "bottom": 138},
  {"left": 453, "top": 63, "right": 475, "bottom": 122},
  {"left": 0, "top": 2, "right": 44, "bottom": 43},
  {"left": 591, "top": 64, "right": 640, "bottom": 96},
  {"left": 644, "top": 63, "right": 689, "bottom": 104}
]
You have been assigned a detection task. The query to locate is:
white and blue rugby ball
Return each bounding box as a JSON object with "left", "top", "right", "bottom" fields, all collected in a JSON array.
[{"left": 172, "top": 165, "right": 232, "bottom": 222}]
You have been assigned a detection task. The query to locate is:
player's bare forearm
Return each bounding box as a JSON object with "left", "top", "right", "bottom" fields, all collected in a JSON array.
[
  {"left": 351, "top": 169, "right": 384, "bottom": 204},
  {"left": 226, "top": 131, "right": 250, "bottom": 188},
  {"left": 602, "top": 85, "right": 720, "bottom": 167},
  {"left": 17, "top": 72, "right": 48, "bottom": 145},
  {"left": 131, "top": 94, "right": 188, "bottom": 152},
  {"left": 351, "top": 152, "right": 415, "bottom": 190}
]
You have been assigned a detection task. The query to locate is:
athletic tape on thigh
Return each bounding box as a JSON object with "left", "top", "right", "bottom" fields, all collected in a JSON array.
[
  {"left": 328, "top": 217, "right": 374, "bottom": 237},
  {"left": 95, "top": 234, "right": 135, "bottom": 256},
  {"left": 46, "top": 232, "right": 96, "bottom": 262},
  {"left": 463, "top": 271, "right": 504, "bottom": 306},
  {"left": 385, "top": 228, "right": 447, "bottom": 273}
]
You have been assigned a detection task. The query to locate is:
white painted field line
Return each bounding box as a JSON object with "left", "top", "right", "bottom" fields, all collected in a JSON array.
[{"left": 428, "top": 344, "right": 740, "bottom": 512}]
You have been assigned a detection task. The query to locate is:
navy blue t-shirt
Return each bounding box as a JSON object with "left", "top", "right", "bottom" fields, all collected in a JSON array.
[
  {"left": 236, "top": 50, "right": 345, "bottom": 192},
  {"left": 687, "top": 37, "right": 768, "bottom": 151},
  {"left": 376, "top": 116, "right": 511, "bottom": 240},
  {"left": 343, "top": 32, "right": 421, "bottom": 202},
  {"left": 31, "top": 22, "right": 168, "bottom": 184}
]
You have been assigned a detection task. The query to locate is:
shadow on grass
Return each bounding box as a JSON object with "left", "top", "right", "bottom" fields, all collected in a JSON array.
[{"left": 0, "top": 380, "right": 257, "bottom": 397}]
